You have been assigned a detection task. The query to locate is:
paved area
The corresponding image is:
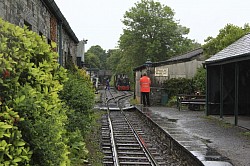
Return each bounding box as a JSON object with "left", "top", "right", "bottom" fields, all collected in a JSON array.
[{"left": 136, "top": 106, "right": 250, "bottom": 166}]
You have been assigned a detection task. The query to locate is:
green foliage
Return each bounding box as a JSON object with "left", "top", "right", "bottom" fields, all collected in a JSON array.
[
  {"left": 0, "top": 106, "right": 32, "bottom": 165},
  {"left": 241, "top": 131, "right": 250, "bottom": 138},
  {"left": 60, "top": 68, "right": 95, "bottom": 113},
  {"left": 84, "top": 52, "right": 101, "bottom": 69},
  {"left": 59, "top": 67, "right": 95, "bottom": 163},
  {"left": 67, "top": 129, "right": 88, "bottom": 165},
  {"left": 162, "top": 78, "right": 194, "bottom": 98},
  {"left": 13, "top": 85, "right": 69, "bottom": 166},
  {"left": 84, "top": 111, "right": 104, "bottom": 165},
  {"left": 119, "top": 0, "right": 200, "bottom": 68},
  {"left": 85, "top": 45, "right": 107, "bottom": 69},
  {"left": 163, "top": 69, "right": 206, "bottom": 100},
  {"left": 193, "top": 67, "right": 206, "bottom": 94},
  {"left": 167, "top": 96, "right": 177, "bottom": 107},
  {"left": 0, "top": 18, "right": 70, "bottom": 165},
  {"left": 203, "top": 23, "right": 250, "bottom": 57},
  {"left": 106, "top": 49, "right": 122, "bottom": 71}
]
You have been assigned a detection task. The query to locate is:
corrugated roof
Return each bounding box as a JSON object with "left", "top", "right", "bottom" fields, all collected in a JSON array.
[
  {"left": 156, "top": 48, "right": 203, "bottom": 66},
  {"left": 133, "top": 48, "right": 203, "bottom": 71},
  {"left": 205, "top": 33, "right": 250, "bottom": 64},
  {"left": 167, "top": 48, "right": 203, "bottom": 61}
]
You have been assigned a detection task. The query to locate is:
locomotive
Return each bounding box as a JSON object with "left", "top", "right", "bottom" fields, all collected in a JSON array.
[{"left": 114, "top": 74, "right": 130, "bottom": 91}]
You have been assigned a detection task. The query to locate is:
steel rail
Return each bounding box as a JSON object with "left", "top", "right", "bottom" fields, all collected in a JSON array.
[
  {"left": 120, "top": 109, "right": 159, "bottom": 166},
  {"left": 104, "top": 89, "right": 120, "bottom": 166},
  {"left": 107, "top": 110, "right": 119, "bottom": 166},
  {"left": 106, "top": 89, "right": 159, "bottom": 166}
]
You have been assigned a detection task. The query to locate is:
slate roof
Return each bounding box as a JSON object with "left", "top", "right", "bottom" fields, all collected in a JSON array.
[{"left": 205, "top": 33, "right": 250, "bottom": 65}]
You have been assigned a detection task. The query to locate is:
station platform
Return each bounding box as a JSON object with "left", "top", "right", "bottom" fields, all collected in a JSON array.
[{"left": 136, "top": 105, "right": 250, "bottom": 166}]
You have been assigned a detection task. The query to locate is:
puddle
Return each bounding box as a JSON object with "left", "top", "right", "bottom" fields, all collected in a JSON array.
[{"left": 168, "top": 118, "right": 178, "bottom": 122}]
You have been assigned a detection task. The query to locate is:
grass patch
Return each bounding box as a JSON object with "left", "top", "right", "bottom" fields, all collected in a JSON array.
[
  {"left": 130, "top": 98, "right": 139, "bottom": 105},
  {"left": 219, "top": 121, "right": 232, "bottom": 128},
  {"left": 95, "top": 93, "right": 102, "bottom": 103},
  {"left": 202, "top": 115, "right": 215, "bottom": 120},
  {"left": 241, "top": 131, "right": 250, "bottom": 138},
  {"left": 202, "top": 115, "right": 233, "bottom": 128},
  {"left": 84, "top": 110, "right": 104, "bottom": 165}
]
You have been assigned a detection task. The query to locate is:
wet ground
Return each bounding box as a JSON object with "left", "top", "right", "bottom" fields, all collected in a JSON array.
[{"left": 136, "top": 106, "right": 250, "bottom": 166}]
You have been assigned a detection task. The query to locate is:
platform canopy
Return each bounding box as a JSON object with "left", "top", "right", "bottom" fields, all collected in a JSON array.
[{"left": 204, "top": 33, "right": 250, "bottom": 125}]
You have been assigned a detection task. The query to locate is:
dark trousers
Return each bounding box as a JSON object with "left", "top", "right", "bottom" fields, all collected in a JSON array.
[{"left": 141, "top": 92, "right": 150, "bottom": 106}]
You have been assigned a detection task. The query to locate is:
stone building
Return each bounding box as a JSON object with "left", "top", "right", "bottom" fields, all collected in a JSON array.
[{"left": 0, "top": 0, "right": 79, "bottom": 67}]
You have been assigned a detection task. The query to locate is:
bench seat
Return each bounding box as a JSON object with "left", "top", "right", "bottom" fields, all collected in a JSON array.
[{"left": 177, "top": 94, "right": 206, "bottom": 111}]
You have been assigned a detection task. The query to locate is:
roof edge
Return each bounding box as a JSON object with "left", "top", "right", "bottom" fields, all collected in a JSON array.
[
  {"left": 43, "top": 0, "right": 79, "bottom": 43},
  {"left": 205, "top": 52, "right": 250, "bottom": 66}
]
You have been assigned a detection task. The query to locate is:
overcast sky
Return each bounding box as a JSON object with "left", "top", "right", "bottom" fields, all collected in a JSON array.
[{"left": 54, "top": 0, "right": 250, "bottom": 51}]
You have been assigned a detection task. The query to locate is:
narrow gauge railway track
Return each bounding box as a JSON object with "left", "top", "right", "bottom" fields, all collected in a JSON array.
[
  {"left": 103, "top": 88, "right": 132, "bottom": 109},
  {"left": 101, "top": 89, "right": 167, "bottom": 165}
]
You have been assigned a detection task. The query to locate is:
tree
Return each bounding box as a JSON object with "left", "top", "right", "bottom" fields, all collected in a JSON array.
[
  {"left": 106, "top": 49, "right": 121, "bottom": 71},
  {"left": 119, "top": 0, "right": 200, "bottom": 68},
  {"left": 203, "top": 23, "right": 250, "bottom": 57},
  {"left": 85, "top": 45, "right": 107, "bottom": 69},
  {"left": 84, "top": 52, "right": 101, "bottom": 69}
]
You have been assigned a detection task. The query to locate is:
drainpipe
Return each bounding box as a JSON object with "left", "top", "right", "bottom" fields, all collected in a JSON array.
[{"left": 58, "top": 21, "right": 63, "bottom": 65}]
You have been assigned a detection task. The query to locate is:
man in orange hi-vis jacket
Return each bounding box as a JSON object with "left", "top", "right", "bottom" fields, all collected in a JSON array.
[{"left": 140, "top": 73, "right": 151, "bottom": 107}]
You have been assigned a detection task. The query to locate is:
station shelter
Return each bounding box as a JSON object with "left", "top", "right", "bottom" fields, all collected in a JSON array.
[{"left": 205, "top": 33, "right": 250, "bottom": 128}]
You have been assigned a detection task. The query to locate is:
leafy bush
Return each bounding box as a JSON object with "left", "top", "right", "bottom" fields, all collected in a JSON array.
[
  {"left": 193, "top": 67, "right": 206, "bottom": 94},
  {"left": 167, "top": 96, "right": 177, "bottom": 107},
  {"left": 60, "top": 68, "right": 95, "bottom": 113},
  {"left": 0, "top": 18, "right": 70, "bottom": 165},
  {"left": 162, "top": 78, "right": 194, "bottom": 98},
  {"left": 0, "top": 106, "right": 32, "bottom": 165},
  {"left": 13, "top": 85, "right": 69, "bottom": 166},
  {"left": 59, "top": 67, "right": 95, "bottom": 164}
]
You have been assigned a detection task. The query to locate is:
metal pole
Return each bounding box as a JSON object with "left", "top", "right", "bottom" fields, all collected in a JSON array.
[
  {"left": 234, "top": 62, "right": 239, "bottom": 126},
  {"left": 133, "top": 71, "right": 136, "bottom": 99},
  {"left": 220, "top": 65, "right": 224, "bottom": 119},
  {"left": 205, "top": 66, "right": 209, "bottom": 116}
]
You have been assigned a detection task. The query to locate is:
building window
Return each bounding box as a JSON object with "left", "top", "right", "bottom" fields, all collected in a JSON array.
[
  {"left": 48, "top": 38, "right": 51, "bottom": 45},
  {"left": 24, "top": 20, "right": 32, "bottom": 31},
  {"left": 77, "top": 57, "right": 81, "bottom": 67},
  {"left": 39, "top": 31, "right": 43, "bottom": 37}
]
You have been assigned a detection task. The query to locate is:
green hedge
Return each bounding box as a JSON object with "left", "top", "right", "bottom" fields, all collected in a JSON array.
[
  {"left": 0, "top": 18, "right": 70, "bottom": 165},
  {"left": 193, "top": 67, "right": 206, "bottom": 94},
  {"left": 59, "top": 68, "right": 95, "bottom": 165},
  {"left": 162, "top": 68, "right": 206, "bottom": 102},
  {"left": 162, "top": 78, "right": 194, "bottom": 98}
]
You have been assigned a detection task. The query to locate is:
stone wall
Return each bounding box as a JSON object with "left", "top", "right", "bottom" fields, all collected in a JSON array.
[{"left": 0, "top": 0, "right": 78, "bottom": 67}]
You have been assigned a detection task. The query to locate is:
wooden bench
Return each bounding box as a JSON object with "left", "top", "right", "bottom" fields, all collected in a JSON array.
[{"left": 177, "top": 94, "right": 206, "bottom": 111}]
